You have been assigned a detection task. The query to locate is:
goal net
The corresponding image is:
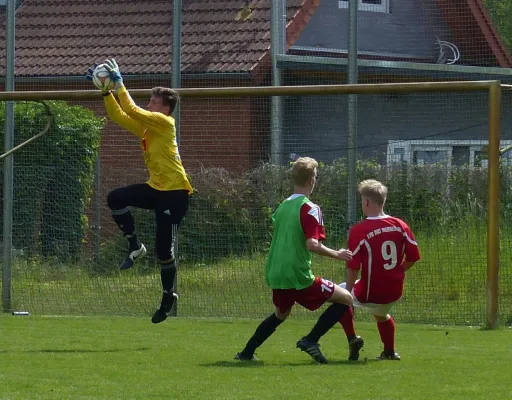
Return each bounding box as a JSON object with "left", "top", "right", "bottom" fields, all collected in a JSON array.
[{"left": 1, "top": 82, "right": 510, "bottom": 326}]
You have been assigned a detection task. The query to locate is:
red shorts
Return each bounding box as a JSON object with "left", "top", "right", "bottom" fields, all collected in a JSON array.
[{"left": 272, "top": 276, "right": 335, "bottom": 313}]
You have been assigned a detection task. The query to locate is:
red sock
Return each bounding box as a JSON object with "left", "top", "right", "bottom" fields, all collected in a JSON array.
[
  {"left": 377, "top": 317, "right": 396, "bottom": 353},
  {"left": 339, "top": 306, "right": 356, "bottom": 338}
]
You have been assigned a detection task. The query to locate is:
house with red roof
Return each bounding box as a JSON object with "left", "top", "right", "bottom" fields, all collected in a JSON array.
[{"left": 1, "top": 0, "right": 511, "bottom": 174}]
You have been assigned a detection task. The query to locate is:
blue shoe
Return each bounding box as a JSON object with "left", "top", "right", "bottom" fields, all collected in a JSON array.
[{"left": 120, "top": 243, "right": 146, "bottom": 270}]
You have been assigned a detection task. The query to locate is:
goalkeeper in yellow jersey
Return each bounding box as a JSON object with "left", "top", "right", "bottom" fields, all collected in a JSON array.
[{"left": 87, "top": 59, "right": 193, "bottom": 324}]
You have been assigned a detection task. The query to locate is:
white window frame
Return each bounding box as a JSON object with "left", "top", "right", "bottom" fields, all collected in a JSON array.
[
  {"left": 386, "top": 140, "right": 512, "bottom": 169},
  {"left": 338, "top": 0, "right": 390, "bottom": 13}
]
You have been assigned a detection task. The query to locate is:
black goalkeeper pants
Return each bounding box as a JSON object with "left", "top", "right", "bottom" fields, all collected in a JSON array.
[{"left": 107, "top": 183, "right": 189, "bottom": 261}]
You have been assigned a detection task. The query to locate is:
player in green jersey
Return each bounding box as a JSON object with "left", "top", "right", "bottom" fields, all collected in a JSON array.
[{"left": 235, "top": 157, "right": 359, "bottom": 364}]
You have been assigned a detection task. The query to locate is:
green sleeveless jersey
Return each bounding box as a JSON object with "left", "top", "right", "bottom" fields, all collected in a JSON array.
[{"left": 265, "top": 194, "right": 315, "bottom": 289}]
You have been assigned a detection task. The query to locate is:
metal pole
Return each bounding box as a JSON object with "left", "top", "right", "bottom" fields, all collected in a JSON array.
[
  {"left": 171, "top": 0, "right": 182, "bottom": 143},
  {"left": 0, "top": 81, "right": 499, "bottom": 102},
  {"left": 346, "top": 0, "right": 359, "bottom": 234},
  {"left": 170, "top": 0, "right": 182, "bottom": 317},
  {"left": 2, "top": 0, "right": 16, "bottom": 313},
  {"left": 270, "top": 0, "right": 285, "bottom": 165},
  {"left": 92, "top": 156, "right": 101, "bottom": 263},
  {"left": 486, "top": 80, "right": 501, "bottom": 329}
]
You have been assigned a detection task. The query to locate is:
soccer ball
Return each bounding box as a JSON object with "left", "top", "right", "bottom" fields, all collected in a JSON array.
[{"left": 92, "top": 64, "right": 115, "bottom": 92}]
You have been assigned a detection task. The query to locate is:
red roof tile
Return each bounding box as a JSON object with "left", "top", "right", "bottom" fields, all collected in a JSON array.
[{"left": 0, "top": 0, "right": 321, "bottom": 77}]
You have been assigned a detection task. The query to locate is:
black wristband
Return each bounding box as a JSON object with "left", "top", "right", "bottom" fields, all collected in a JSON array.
[{"left": 102, "top": 91, "right": 111, "bottom": 97}]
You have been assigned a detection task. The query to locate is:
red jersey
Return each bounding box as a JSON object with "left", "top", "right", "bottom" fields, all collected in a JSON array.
[
  {"left": 300, "top": 201, "right": 326, "bottom": 241},
  {"left": 347, "top": 215, "right": 420, "bottom": 304}
]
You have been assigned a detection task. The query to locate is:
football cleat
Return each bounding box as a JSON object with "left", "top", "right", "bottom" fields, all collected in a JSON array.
[
  {"left": 377, "top": 351, "right": 401, "bottom": 361},
  {"left": 234, "top": 352, "right": 259, "bottom": 361},
  {"left": 120, "top": 243, "right": 147, "bottom": 270},
  {"left": 348, "top": 335, "right": 365, "bottom": 361},
  {"left": 151, "top": 309, "right": 169, "bottom": 324},
  {"left": 151, "top": 292, "right": 178, "bottom": 324},
  {"left": 296, "top": 337, "right": 328, "bottom": 364}
]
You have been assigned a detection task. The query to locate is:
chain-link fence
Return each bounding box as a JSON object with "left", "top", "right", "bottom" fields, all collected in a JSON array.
[{"left": 1, "top": 0, "right": 511, "bottom": 326}]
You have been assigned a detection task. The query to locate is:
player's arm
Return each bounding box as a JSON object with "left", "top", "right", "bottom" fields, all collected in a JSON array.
[
  {"left": 345, "top": 226, "right": 362, "bottom": 291},
  {"left": 403, "top": 260, "right": 416, "bottom": 271},
  {"left": 306, "top": 238, "right": 351, "bottom": 260},
  {"left": 103, "top": 93, "right": 144, "bottom": 138},
  {"left": 103, "top": 58, "right": 171, "bottom": 134},
  {"left": 345, "top": 267, "right": 359, "bottom": 292},
  {"left": 301, "top": 203, "right": 352, "bottom": 261},
  {"left": 116, "top": 86, "right": 172, "bottom": 132},
  {"left": 403, "top": 223, "right": 420, "bottom": 271}
]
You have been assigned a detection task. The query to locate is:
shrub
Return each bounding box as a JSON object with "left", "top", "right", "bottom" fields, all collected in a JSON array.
[{"left": 0, "top": 101, "right": 104, "bottom": 261}]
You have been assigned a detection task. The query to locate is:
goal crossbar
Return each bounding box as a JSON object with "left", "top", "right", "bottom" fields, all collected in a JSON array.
[{"left": 0, "top": 80, "right": 503, "bottom": 101}]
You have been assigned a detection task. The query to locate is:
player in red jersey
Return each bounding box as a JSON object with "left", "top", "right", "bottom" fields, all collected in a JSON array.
[{"left": 338, "top": 179, "right": 420, "bottom": 360}]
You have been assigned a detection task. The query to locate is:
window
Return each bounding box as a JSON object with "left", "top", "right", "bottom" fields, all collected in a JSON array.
[
  {"left": 386, "top": 140, "right": 512, "bottom": 169},
  {"left": 338, "top": 0, "right": 390, "bottom": 13}
]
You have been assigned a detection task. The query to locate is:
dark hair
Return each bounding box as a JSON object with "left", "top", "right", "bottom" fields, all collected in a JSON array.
[{"left": 151, "top": 87, "right": 179, "bottom": 115}]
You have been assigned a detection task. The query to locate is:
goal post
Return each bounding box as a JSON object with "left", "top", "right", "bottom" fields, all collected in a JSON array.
[{"left": 0, "top": 80, "right": 503, "bottom": 328}]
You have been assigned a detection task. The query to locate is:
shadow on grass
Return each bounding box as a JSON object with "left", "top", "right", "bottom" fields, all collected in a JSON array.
[
  {"left": 202, "top": 359, "right": 377, "bottom": 368},
  {"left": 0, "top": 347, "right": 150, "bottom": 354},
  {"left": 202, "top": 360, "right": 266, "bottom": 368}
]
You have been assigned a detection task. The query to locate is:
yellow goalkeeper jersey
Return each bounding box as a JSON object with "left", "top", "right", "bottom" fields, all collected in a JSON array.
[{"left": 104, "top": 86, "right": 192, "bottom": 194}]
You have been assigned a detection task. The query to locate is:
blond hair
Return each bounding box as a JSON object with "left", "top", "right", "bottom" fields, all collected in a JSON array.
[
  {"left": 292, "top": 157, "right": 318, "bottom": 186},
  {"left": 358, "top": 179, "right": 387, "bottom": 206}
]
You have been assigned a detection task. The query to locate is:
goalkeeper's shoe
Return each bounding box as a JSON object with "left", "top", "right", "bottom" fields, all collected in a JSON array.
[
  {"left": 296, "top": 337, "right": 328, "bottom": 364},
  {"left": 348, "top": 335, "right": 365, "bottom": 361},
  {"left": 377, "top": 351, "right": 401, "bottom": 361},
  {"left": 120, "top": 243, "right": 147, "bottom": 270},
  {"left": 151, "top": 292, "right": 178, "bottom": 324},
  {"left": 234, "top": 352, "right": 259, "bottom": 361}
]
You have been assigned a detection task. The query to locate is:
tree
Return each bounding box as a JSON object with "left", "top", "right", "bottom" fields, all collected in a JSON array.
[{"left": 484, "top": 0, "right": 512, "bottom": 49}]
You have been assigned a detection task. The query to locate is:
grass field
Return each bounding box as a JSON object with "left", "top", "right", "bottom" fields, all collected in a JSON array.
[
  {"left": 1, "top": 315, "right": 511, "bottom": 400},
  {"left": 8, "top": 224, "right": 512, "bottom": 325}
]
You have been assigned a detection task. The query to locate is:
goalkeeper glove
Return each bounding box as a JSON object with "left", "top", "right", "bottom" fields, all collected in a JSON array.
[{"left": 104, "top": 58, "right": 124, "bottom": 90}]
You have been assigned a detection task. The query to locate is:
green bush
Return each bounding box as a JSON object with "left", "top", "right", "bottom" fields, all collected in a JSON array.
[
  {"left": 0, "top": 101, "right": 103, "bottom": 261},
  {"left": 175, "top": 158, "right": 504, "bottom": 262},
  {"left": 75, "top": 155, "right": 512, "bottom": 270}
]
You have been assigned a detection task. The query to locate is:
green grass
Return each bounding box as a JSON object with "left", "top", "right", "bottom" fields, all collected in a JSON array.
[
  {"left": 7, "top": 224, "right": 512, "bottom": 326},
  {"left": 0, "top": 315, "right": 511, "bottom": 400},
  {"left": 4, "top": 222, "right": 512, "bottom": 325}
]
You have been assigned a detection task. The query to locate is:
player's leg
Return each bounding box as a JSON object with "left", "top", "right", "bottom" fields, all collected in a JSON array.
[
  {"left": 106, "top": 183, "right": 156, "bottom": 270},
  {"left": 296, "top": 278, "right": 353, "bottom": 364},
  {"left": 151, "top": 190, "right": 189, "bottom": 324},
  {"left": 235, "top": 291, "right": 293, "bottom": 361},
  {"left": 338, "top": 282, "right": 364, "bottom": 361},
  {"left": 235, "top": 306, "right": 290, "bottom": 361},
  {"left": 372, "top": 305, "right": 400, "bottom": 360}
]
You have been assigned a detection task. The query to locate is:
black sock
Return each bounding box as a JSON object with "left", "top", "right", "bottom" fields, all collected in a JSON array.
[
  {"left": 160, "top": 260, "right": 177, "bottom": 310},
  {"left": 111, "top": 209, "right": 140, "bottom": 250},
  {"left": 241, "top": 313, "right": 284, "bottom": 356},
  {"left": 305, "top": 303, "right": 349, "bottom": 343},
  {"left": 347, "top": 334, "right": 356, "bottom": 344},
  {"left": 125, "top": 234, "right": 141, "bottom": 251},
  {"left": 111, "top": 208, "right": 135, "bottom": 235}
]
